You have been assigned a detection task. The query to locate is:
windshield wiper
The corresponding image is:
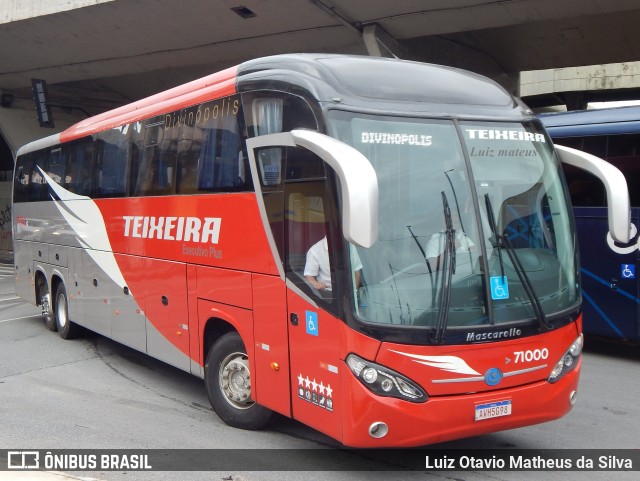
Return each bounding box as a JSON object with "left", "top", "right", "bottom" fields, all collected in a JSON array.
[
  {"left": 433, "top": 191, "right": 456, "bottom": 343},
  {"left": 407, "top": 225, "right": 433, "bottom": 276},
  {"left": 407, "top": 225, "right": 436, "bottom": 308},
  {"left": 484, "top": 194, "right": 553, "bottom": 331},
  {"left": 484, "top": 195, "right": 506, "bottom": 282}
]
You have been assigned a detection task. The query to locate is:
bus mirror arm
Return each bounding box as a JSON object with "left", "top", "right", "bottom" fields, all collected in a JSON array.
[
  {"left": 290, "top": 130, "right": 378, "bottom": 248},
  {"left": 555, "top": 144, "right": 632, "bottom": 243},
  {"left": 246, "top": 131, "right": 379, "bottom": 248}
]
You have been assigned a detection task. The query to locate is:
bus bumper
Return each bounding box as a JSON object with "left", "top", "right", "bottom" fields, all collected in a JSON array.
[{"left": 340, "top": 358, "right": 581, "bottom": 447}]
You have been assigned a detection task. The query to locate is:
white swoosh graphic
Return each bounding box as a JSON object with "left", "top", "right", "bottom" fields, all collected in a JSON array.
[
  {"left": 390, "top": 350, "right": 481, "bottom": 375},
  {"left": 39, "top": 167, "right": 128, "bottom": 291}
]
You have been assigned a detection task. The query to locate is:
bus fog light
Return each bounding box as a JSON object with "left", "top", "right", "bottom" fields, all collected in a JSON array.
[
  {"left": 369, "top": 422, "right": 389, "bottom": 438},
  {"left": 570, "top": 390, "right": 578, "bottom": 405}
]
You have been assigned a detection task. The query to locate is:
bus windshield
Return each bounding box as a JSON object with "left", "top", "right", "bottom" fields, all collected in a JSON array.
[{"left": 328, "top": 111, "right": 579, "bottom": 339}]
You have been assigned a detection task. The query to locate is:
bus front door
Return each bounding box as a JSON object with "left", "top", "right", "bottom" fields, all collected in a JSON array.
[
  {"left": 284, "top": 173, "right": 343, "bottom": 440},
  {"left": 246, "top": 131, "right": 378, "bottom": 442}
]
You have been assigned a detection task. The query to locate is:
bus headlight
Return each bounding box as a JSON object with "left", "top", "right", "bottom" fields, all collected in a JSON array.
[
  {"left": 346, "top": 354, "right": 428, "bottom": 402},
  {"left": 548, "top": 334, "right": 583, "bottom": 383}
]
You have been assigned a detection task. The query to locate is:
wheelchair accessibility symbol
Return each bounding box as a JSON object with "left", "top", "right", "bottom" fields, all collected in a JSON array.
[
  {"left": 621, "top": 264, "right": 636, "bottom": 279},
  {"left": 490, "top": 276, "right": 509, "bottom": 300},
  {"left": 306, "top": 310, "right": 319, "bottom": 336}
]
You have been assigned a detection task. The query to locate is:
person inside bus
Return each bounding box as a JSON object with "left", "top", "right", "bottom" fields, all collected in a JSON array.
[
  {"left": 425, "top": 216, "right": 475, "bottom": 271},
  {"left": 304, "top": 236, "right": 362, "bottom": 293}
]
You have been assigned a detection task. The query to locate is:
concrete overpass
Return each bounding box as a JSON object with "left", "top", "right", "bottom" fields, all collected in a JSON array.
[
  {"left": 520, "top": 62, "right": 640, "bottom": 111},
  {"left": 1, "top": 0, "right": 640, "bottom": 149},
  {"left": 0, "top": 0, "right": 640, "bottom": 253},
  {"left": 2, "top": 0, "right": 640, "bottom": 252}
]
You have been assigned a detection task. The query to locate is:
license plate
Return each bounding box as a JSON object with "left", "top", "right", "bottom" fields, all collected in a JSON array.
[{"left": 475, "top": 400, "right": 512, "bottom": 421}]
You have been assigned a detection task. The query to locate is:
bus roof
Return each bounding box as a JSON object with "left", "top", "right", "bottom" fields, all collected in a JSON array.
[
  {"left": 60, "top": 65, "right": 238, "bottom": 143},
  {"left": 20, "top": 54, "right": 528, "bottom": 156},
  {"left": 539, "top": 106, "right": 640, "bottom": 137},
  {"left": 236, "top": 54, "right": 521, "bottom": 116}
]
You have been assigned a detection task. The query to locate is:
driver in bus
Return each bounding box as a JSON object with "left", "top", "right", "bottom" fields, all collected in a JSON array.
[
  {"left": 304, "top": 236, "right": 362, "bottom": 292},
  {"left": 425, "top": 216, "right": 475, "bottom": 270}
]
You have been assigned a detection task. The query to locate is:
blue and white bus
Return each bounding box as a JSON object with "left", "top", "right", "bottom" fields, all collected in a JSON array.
[{"left": 541, "top": 106, "right": 640, "bottom": 342}]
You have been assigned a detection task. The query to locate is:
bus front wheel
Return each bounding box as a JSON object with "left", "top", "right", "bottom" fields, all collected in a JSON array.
[{"left": 204, "top": 332, "right": 273, "bottom": 430}]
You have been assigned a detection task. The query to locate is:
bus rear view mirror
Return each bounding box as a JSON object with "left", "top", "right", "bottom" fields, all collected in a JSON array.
[
  {"left": 555, "top": 144, "right": 632, "bottom": 243},
  {"left": 246, "top": 130, "right": 379, "bottom": 248}
]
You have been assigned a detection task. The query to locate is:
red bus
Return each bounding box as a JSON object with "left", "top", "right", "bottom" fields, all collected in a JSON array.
[{"left": 12, "top": 54, "right": 631, "bottom": 447}]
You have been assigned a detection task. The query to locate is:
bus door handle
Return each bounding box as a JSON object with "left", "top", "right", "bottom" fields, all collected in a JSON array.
[
  {"left": 290, "top": 313, "right": 299, "bottom": 326},
  {"left": 610, "top": 277, "right": 619, "bottom": 291},
  {"left": 162, "top": 295, "right": 169, "bottom": 306}
]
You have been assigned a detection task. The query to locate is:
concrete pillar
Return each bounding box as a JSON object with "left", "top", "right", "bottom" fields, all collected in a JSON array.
[
  {"left": 0, "top": 96, "right": 81, "bottom": 259},
  {"left": 362, "top": 24, "right": 403, "bottom": 58},
  {"left": 0, "top": 97, "right": 78, "bottom": 155},
  {"left": 563, "top": 91, "right": 588, "bottom": 111}
]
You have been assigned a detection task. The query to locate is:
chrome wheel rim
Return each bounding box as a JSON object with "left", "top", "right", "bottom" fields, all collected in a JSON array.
[
  {"left": 42, "top": 292, "right": 52, "bottom": 321},
  {"left": 56, "top": 292, "right": 67, "bottom": 328},
  {"left": 219, "top": 352, "right": 254, "bottom": 410}
]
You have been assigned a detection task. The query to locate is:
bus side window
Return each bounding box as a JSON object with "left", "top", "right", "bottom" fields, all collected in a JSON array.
[
  {"left": 176, "top": 123, "right": 203, "bottom": 194},
  {"left": 607, "top": 133, "right": 640, "bottom": 208},
  {"left": 582, "top": 135, "right": 607, "bottom": 159},
  {"left": 46, "top": 147, "right": 66, "bottom": 186},
  {"left": 95, "top": 128, "right": 128, "bottom": 198},
  {"left": 131, "top": 118, "right": 178, "bottom": 197},
  {"left": 170, "top": 97, "right": 249, "bottom": 195},
  {"left": 243, "top": 92, "right": 318, "bottom": 135},
  {"left": 28, "top": 149, "right": 47, "bottom": 202},
  {"left": 151, "top": 128, "right": 178, "bottom": 195},
  {"left": 13, "top": 154, "right": 32, "bottom": 203},
  {"left": 563, "top": 164, "right": 606, "bottom": 207},
  {"left": 65, "top": 138, "right": 95, "bottom": 197},
  {"left": 553, "top": 137, "right": 582, "bottom": 151},
  {"left": 136, "top": 146, "right": 176, "bottom": 196},
  {"left": 287, "top": 192, "right": 326, "bottom": 280},
  {"left": 283, "top": 148, "right": 337, "bottom": 303},
  {"left": 197, "top": 122, "right": 245, "bottom": 192},
  {"left": 557, "top": 136, "right": 607, "bottom": 207},
  {"left": 214, "top": 129, "right": 245, "bottom": 190}
]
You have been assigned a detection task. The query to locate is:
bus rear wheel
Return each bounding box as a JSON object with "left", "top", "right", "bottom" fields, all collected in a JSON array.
[
  {"left": 55, "top": 283, "right": 80, "bottom": 340},
  {"left": 204, "top": 332, "right": 273, "bottom": 430},
  {"left": 39, "top": 281, "right": 57, "bottom": 332}
]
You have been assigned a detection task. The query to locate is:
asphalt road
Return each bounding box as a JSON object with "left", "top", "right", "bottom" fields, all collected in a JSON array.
[{"left": 0, "top": 261, "right": 638, "bottom": 481}]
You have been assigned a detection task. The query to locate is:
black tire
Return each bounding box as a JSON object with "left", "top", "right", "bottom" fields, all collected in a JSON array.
[
  {"left": 204, "top": 332, "right": 273, "bottom": 430},
  {"left": 41, "top": 283, "right": 57, "bottom": 332},
  {"left": 54, "top": 283, "right": 80, "bottom": 339}
]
